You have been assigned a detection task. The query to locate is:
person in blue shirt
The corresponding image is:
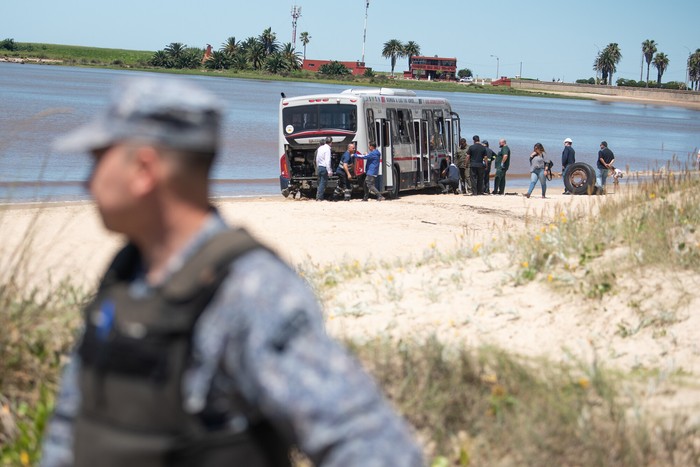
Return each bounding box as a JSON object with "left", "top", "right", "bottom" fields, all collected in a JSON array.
[
  {"left": 355, "top": 141, "right": 385, "bottom": 201},
  {"left": 437, "top": 156, "right": 460, "bottom": 194}
]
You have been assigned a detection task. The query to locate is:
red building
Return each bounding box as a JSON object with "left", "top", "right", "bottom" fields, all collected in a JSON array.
[
  {"left": 403, "top": 55, "right": 457, "bottom": 80},
  {"left": 302, "top": 60, "right": 368, "bottom": 76}
]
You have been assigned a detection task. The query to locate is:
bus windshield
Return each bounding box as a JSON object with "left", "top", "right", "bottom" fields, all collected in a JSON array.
[{"left": 283, "top": 104, "right": 357, "bottom": 133}]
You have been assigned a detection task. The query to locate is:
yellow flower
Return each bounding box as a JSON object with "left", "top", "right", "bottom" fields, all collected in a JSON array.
[
  {"left": 649, "top": 192, "right": 656, "bottom": 199},
  {"left": 521, "top": 261, "right": 529, "bottom": 268},
  {"left": 472, "top": 243, "right": 482, "bottom": 254},
  {"left": 578, "top": 377, "right": 590, "bottom": 389},
  {"left": 482, "top": 373, "right": 498, "bottom": 384},
  {"left": 540, "top": 226, "right": 547, "bottom": 233},
  {"left": 430, "top": 241, "right": 436, "bottom": 249},
  {"left": 560, "top": 214, "right": 568, "bottom": 224},
  {"left": 547, "top": 274, "right": 553, "bottom": 282},
  {"left": 491, "top": 384, "right": 506, "bottom": 397},
  {"left": 534, "top": 235, "right": 541, "bottom": 242},
  {"left": 20, "top": 451, "right": 30, "bottom": 466},
  {"left": 386, "top": 274, "right": 394, "bottom": 282}
]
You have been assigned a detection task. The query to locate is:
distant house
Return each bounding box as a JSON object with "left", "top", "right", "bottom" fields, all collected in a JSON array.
[
  {"left": 302, "top": 59, "right": 368, "bottom": 76},
  {"left": 404, "top": 55, "right": 457, "bottom": 81}
]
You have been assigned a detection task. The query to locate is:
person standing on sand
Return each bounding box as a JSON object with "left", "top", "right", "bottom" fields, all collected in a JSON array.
[
  {"left": 493, "top": 138, "right": 510, "bottom": 195},
  {"left": 40, "top": 77, "right": 421, "bottom": 467},
  {"left": 466, "top": 135, "right": 487, "bottom": 195},
  {"left": 524, "top": 142, "right": 551, "bottom": 199},
  {"left": 333, "top": 142, "right": 356, "bottom": 201},
  {"left": 315, "top": 136, "right": 333, "bottom": 201},
  {"left": 454, "top": 137, "right": 470, "bottom": 194},
  {"left": 482, "top": 140, "right": 496, "bottom": 195},
  {"left": 696, "top": 149, "right": 700, "bottom": 170},
  {"left": 561, "top": 138, "right": 575, "bottom": 194},
  {"left": 355, "top": 141, "right": 385, "bottom": 201},
  {"left": 596, "top": 141, "right": 615, "bottom": 194}
]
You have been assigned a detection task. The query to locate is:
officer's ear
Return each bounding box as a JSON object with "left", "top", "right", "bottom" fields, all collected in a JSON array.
[{"left": 129, "top": 145, "right": 162, "bottom": 197}]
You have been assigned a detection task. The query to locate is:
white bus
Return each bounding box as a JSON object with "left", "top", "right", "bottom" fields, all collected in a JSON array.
[{"left": 278, "top": 88, "right": 461, "bottom": 199}]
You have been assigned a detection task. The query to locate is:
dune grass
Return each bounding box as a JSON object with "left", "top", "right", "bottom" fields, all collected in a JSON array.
[{"left": 2, "top": 161, "right": 700, "bottom": 465}]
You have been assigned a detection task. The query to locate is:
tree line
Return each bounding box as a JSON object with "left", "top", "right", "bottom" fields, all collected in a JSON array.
[
  {"left": 149, "top": 28, "right": 304, "bottom": 75},
  {"left": 589, "top": 40, "right": 700, "bottom": 90}
]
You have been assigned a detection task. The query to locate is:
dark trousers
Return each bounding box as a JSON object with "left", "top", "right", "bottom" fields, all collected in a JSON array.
[
  {"left": 334, "top": 171, "right": 351, "bottom": 200},
  {"left": 316, "top": 166, "right": 329, "bottom": 200},
  {"left": 470, "top": 166, "right": 484, "bottom": 195},
  {"left": 363, "top": 174, "right": 382, "bottom": 200},
  {"left": 494, "top": 168, "right": 507, "bottom": 194},
  {"left": 438, "top": 179, "right": 458, "bottom": 193},
  {"left": 483, "top": 161, "right": 491, "bottom": 193}
]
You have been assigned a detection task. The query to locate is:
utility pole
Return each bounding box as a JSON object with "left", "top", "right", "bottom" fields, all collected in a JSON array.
[
  {"left": 490, "top": 54, "right": 499, "bottom": 79},
  {"left": 361, "top": 0, "right": 370, "bottom": 64},
  {"left": 291, "top": 5, "right": 302, "bottom": 49}
]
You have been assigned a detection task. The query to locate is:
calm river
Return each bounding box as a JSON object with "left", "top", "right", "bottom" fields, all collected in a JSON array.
[{"left": 1, "top": 63, "right": 699, "bottom": 202}]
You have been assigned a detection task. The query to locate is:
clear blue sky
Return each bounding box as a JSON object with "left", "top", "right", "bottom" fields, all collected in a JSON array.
[{"left": 3, "top": 0, "right": 698, "bottom": 83}]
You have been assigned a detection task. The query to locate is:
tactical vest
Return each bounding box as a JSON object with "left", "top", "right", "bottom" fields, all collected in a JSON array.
[{"left": 75, "top": 228, "right": 292, "bottom": 467}]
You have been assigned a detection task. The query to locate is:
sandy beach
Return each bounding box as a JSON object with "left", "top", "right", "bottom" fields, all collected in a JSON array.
[{"left": 2, "top": 186, "right": 699, "bottom": 418}]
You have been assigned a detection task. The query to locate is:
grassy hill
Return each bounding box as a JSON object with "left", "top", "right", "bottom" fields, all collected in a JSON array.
[{"left": 0, "top": 42, "right": 153, "bottom": 67}]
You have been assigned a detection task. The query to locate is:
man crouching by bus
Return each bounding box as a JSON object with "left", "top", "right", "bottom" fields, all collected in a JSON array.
[{"left": 355, "top": 141, "right": 385, "bottom": 201}]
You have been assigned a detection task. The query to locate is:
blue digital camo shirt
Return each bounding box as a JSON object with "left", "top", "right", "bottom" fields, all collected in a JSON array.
[{"left": 41, "top": 212, "right": 423, "bottom": 467}]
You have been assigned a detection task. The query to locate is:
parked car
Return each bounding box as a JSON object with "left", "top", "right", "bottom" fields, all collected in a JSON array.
[{"left": 459, "top": 77, "right": 473, "bottom": 83}]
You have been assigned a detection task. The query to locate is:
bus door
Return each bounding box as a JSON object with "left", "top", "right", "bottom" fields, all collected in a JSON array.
[
  {"left": 450, "top": 111, "right": 461, "bottom": 156},
  {"left": 413, "top": 119, "right": 430, "bottom": 185},
  {"left": 374, "top": 118, "right": 392, "bottom": 190}
]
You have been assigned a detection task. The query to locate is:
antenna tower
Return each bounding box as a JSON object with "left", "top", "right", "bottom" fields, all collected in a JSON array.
[
  {"left": 361, "top": 1, "right": 370, "bottom": 64},
  {"left": 291, "top": 5, "right": 302, "bottom": 48}
]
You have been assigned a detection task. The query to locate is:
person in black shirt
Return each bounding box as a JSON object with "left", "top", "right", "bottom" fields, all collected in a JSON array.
[
  {"left": 466, "top": 135, "right": 487, "bottom": 195},
  {"left": 561, "top": 138, "right": 575, "bottom": 194},
  {"left": 596, "top": 141, "right": 615, "bottom": 194}
]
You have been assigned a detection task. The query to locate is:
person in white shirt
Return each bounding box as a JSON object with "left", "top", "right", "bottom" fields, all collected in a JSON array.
[{"left": 315, "top": 137, "right": 333, "bottom": 201}]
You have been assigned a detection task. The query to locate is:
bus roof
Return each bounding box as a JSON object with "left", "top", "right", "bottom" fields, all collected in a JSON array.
[{"left": 341, "top": 88, "right": 417, "bottom": 97}]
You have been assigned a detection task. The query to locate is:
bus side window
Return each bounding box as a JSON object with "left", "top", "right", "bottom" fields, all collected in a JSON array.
[
  {"left": 433, "top": 110, "right": 445, "bottom": 150},
  {"left": 366, "top": 109, "right": 375, "bottom": 143},
  {"left": 396, "top": 109, "right": 412, "bottom": 145}
]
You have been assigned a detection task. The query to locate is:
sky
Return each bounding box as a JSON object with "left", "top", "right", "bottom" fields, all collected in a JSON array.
[{"left": 3, "top": 0, "right": 699, "bottom": 84}]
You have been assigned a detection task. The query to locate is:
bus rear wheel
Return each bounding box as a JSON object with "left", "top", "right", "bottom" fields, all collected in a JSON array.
[{"left": 389, "top": 165, "right": 400, "bottom": 199}]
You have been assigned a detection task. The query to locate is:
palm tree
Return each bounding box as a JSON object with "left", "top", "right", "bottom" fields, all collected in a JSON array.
[
  {"left": 382, "top": 39, "right": 405, "bottom": 77},
  {"left": 221, "top": 37, "right": 239, "bottom": 58},
  {"left": 259, "top": 27, "right": 279, "bottom": 56},
  {"left": 403, "top": 41, "right": 421, "bottom": 69},
  {"left": 205, "top": 50, "right": 231, "bottom": 70},
  {"left": 149, "top": 50, "right": 172, "bottom": 68},
  {"left": 299, "top": 32, "right": 311, "bottom": 60},
  {"left": 265, "top": 53, "right": 288, "bottom": 74},
  {"left": 247, "top": 41, "right": 266, "bottom": 70},
  {"left": 281, "top": 43, "right": 302, "bottom": 70},
  {"left": 689, "top": 49, "right": 700, "bottom": 91},
  {"left": 602, "top": 43, "right": 622, "bottom": 85},
  {"left": 164, "top": 42, "right": 186, "bottom": 61},
  {"left": 653, "top": 52, "right": 669, "bottom": 87},
  {"left": 641, "top": 39, "right": 657, "bottom": 87}
]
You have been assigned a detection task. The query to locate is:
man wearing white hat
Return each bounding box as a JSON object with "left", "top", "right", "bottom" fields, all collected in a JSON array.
[{"left": 561, "top": 138, "right": 575, "bottom": 194}]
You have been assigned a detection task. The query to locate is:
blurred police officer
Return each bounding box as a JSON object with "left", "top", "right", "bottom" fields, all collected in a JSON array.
[{"left": 41, "top": 77, "right": 422, "bottom": 467}]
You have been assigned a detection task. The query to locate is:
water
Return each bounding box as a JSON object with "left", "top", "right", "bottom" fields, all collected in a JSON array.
[{"left": 2, "top": 62, "right": 699, "bottom": 202}]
